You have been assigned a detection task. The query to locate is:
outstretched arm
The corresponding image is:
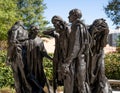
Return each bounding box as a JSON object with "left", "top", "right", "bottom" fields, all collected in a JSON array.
[
  {"left": 42, "top": 52, "right": 53, "bottom": 60},
  {"left": 43, "top": 29, "right": 59, "bottom": 38},
  {"left": 40, "top": 42, "right": 53, "bottom": 60}
]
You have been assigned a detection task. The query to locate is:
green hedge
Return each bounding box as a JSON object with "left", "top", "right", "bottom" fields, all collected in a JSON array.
[
  {"left": 0, "top": 50, "right": 14, "bottom": 88},
  {"left": 43, "top": 54, "right": 53, "bottom": 81},
  {"left": 0, "top": 50, "right": 120, "bottom": 88},
  {"left": 105, "top": 52, "right": 120, "bottom": 80}
]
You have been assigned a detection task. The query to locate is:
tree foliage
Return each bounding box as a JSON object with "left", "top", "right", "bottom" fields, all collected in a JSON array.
[
  {"left": 0, "top": 0, "right": 48, "bottom": 40},
  {"left": 0, "top": 0, "right": 21, "bottom": 40},
  {"left": 17, "top": 0, "right": 48, "bottom": 29},
  {"left": 104, "top": 0, "right": 120, "bottom": 26}
]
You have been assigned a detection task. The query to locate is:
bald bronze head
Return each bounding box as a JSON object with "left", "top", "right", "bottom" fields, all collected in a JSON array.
[
  {"left": 51, "top": 15, "right": 63, "bottom": 24},
  {"left": 68, "top": 9, "right": 82, "bottom": 23}
]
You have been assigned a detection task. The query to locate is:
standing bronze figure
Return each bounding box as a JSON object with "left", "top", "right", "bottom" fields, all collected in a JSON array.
[
  {"left": 63, "top": 9, "right": 91, "bottom": 93},
  {"left": 88, "top": 18, "right": 112, "bottom": 93},
  {"left": 24, "top": 25, "right": 47, "bottom": 93},
  {"left": 7, "top": 21, "right": 31, "bottom": 93},
  {"left": 43, "top": 15, "right": 70, "bottom": 93},
  {"left": 51, "top": 16, "right": 70, "bottom": 93}
]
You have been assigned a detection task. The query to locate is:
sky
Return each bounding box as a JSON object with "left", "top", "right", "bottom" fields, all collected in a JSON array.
[{"left": 43, "top": 0, "right": 116, "bottom": 30}]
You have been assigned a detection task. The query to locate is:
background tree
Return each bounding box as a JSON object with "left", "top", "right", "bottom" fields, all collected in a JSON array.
[
  {"left": 104, "top": 0, "right": 120, "bottom": 26},
  {"left": 0, "top": 0, "right": 21, "bottom": 40},
  {"left": 0, "top": 0, "right": 49, "bottom": 40},
  {"left": 17, "top": 0, "right": 49, "bottom": 30}
]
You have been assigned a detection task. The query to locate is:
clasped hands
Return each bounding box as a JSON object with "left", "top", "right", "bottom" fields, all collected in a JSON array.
[{"left": 62, "top": 58, "right": 72, "bottom": 76}]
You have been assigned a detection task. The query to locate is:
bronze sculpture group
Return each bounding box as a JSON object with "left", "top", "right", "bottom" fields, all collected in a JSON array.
[{"left": 7, "top": 9, "right": 112, "bottom": 93}]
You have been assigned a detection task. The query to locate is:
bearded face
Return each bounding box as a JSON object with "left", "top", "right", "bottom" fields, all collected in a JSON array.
[{"left": 89, "top": 18, "right": 109, "bottom": 50}]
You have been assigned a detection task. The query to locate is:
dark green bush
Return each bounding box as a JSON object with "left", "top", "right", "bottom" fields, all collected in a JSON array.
[
  {"left": 43, "top": 53, "right": 53, "bottom": 81},
  {"left": 0, "top": 50, "right": 7, "bottom": 63},
  {"left": 0, "top": 50, "right": 14, "bottom": 88},
  {"left": 105, "top": 52, "right": 120, "bottom": 80}
]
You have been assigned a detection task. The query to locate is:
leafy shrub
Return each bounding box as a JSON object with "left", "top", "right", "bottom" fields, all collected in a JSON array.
[
  {"left": 105, "top": 52, "right": 120, "bottom": 80},
  {"left": 43, "top": 53, "right": 53, "bottom": 81},
  {"left": 0, "top": 50, "right": 14, "bottom": 88}
]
